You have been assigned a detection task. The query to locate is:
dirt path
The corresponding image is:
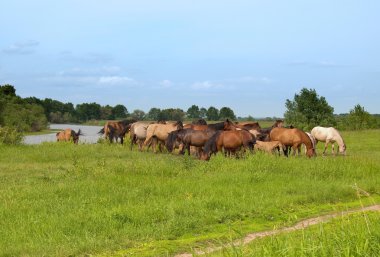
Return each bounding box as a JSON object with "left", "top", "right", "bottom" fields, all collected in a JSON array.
[{"left": 175, "top": 204, "right": 380, "bottom": 257}]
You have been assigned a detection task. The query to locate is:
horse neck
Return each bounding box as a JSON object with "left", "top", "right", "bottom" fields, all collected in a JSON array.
[
  {"left": 333, "top": 130, "right": 345, "bottom": 148},
  {"left": 300, "top": 131, "right": 313, "bottom": 150}
]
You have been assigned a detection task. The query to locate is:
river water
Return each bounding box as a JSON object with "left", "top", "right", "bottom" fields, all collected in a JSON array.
[{"left": 23, "top": 124, "right": 103, "bottom": 145}]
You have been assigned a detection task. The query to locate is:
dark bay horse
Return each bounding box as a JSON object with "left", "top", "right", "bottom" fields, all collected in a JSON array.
[
  {"left": 166, "top": 128, "right": 217, "bottom": 156},
  {"left": 184, "top": 120, "right": 227, "bottom": 131},
  {"left": 200, "top": 130, "right": 256, "bottom": 161},
  {"left": 56, "top": 129, "right": 82, "bottom": 144},
  {"left": 269, "top": 127, "right": 315, "bottom": 157},
  {"left": 98, "top": 119, "right": 136, "bottom": 144}
]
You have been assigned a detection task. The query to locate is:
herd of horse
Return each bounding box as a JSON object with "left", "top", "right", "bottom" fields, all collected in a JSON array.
[{"left": 55, "top": 119, "right": 346, "bottom": 160}]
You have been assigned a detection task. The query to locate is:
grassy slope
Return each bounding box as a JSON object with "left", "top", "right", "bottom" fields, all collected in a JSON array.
[
  {"left": 210, "top": 211, "right": 380, "bottom": 257},
  {"left": 0, "top": 130, "right": 379, "bottom": 256}
]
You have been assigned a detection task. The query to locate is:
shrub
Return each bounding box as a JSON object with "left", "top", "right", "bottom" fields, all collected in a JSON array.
[{"left": 0, "top": 126, "right": 24, "bottom": 145}]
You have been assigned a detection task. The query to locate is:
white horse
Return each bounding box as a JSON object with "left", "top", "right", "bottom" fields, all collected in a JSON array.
[{"left": 311, "top": 126, "right": 346, "bottom": 155}]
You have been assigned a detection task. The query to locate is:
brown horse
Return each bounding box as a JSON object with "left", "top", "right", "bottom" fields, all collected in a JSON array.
[
  {"left": 143, "top": 121, "right": 183, "bottom": 152},
  {"left": 200, "top": 130, "right": 256, "bottom": 160},
  {"left": 166, "top": 128, "right": 217, "bottom": 156},
  {"left": 56, "top": 129, "right": 82, "bottom": 144},
  {"left": 269, "top": 127, "right": 315, "bottom": 157},
  {"left": 98, "top": 119, "right": 136, "bottom": 144}
]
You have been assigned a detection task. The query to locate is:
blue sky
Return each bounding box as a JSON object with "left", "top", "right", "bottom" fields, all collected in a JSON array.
[{"left": 1, "top": 1, "right": 379, "bottom": 117}]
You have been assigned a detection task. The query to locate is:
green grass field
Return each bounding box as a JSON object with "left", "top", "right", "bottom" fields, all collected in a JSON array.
[{"left": 0, "top": 130, "right": 379, "bottom": 256}]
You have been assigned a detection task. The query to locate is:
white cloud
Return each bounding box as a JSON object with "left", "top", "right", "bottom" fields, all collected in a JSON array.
[
  {"left": 191, "top": 81, "right": 223, "bottom": 90},
  {"left": 58, "top": 66, "right": 122, "bottom": 76},
  {"left": 159, "top": 79, "right": 173, "bottom": 88},
  {"left": 2, "top": 40, "right": 39, "bottom": 55},
  {"left": 98, "top": 76, "right": 133, "bottom": 85}
]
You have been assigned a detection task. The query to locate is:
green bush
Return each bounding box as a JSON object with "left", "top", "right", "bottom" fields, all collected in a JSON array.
[{"left": 0, "top": 126, "right": 24, "bottom": 145}]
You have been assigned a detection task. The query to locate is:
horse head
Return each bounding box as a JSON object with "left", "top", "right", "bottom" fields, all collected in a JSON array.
[
  {"left": 72, "top": 129, "right": 83, "bottom": 144},
  {"left": 339, "top": 144, "right": 347, "bottom": 155}
]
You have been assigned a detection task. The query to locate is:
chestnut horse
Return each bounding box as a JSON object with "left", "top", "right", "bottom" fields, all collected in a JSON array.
[
  {"left": 200, "top": 130, "right": 256, "bottom": 161},
  {"left": 311, "top": 126, "right": 346, "bottom": 155},
  {"left": 56, "top": 129, "right": 82, "bottom": 144},
  {"left": 269, "top": 127, "right": 315, "bottom": 157}
]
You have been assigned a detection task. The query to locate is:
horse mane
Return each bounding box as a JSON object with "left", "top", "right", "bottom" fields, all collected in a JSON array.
[
  {"left": 120, "top": 119, "right": 137, "bottom": 126},
  {"left": 203, "top": 131, "right": 222, "bottom": 155},
  {"left": 208, "top": 121, "right": 225, "bottom": 130},
  {"left": 175, "top": 121, "right": 183, "bottom": 129},
  {"left": 192, "top": 119, "right": 207, "bottom": 125}
]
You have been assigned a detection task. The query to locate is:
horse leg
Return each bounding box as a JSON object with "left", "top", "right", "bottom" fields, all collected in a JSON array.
[
  {"left": 186, "top": 144, "right": 191, "bottom": 155},
  {"left": 331, "top": 143, "right": 335, "bottom": 156},
  {"left": 323, "top": 141, "right": 329, "bottom": 156},
  {"left": 120, "top": 136, "right": 124, "bottom": 145}
]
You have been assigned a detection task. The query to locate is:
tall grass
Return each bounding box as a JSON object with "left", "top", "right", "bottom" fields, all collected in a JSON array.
[{"left": 0, "top": 130, "right": 379, "bottom": 256}]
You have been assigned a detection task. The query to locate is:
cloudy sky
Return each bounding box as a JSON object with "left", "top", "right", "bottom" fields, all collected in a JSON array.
[{"left": 1, "top": 1, "right": 379, "bottom": 117}]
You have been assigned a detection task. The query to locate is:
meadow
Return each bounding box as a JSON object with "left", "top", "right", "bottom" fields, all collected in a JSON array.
[{"left": 0, "top": 130, "right": 379, "bottom": 256}]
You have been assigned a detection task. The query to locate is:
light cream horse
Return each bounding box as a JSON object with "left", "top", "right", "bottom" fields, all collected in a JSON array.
[
  {"left": 311, "top": 126, "right": 346, "bottom": 155},
  {"left": 143, "top": 121, "right": 183, "bottom": 153},
  {"left": 254, "top": 140, "right": 283, "bottom": 155},
  {"left": 129, "top": 122, "right": 150, "bottom": 151}
]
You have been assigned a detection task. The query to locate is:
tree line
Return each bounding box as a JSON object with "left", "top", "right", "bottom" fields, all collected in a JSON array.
[
  {"left": 0, "top": 84, "right": 238, "bottom": 132},
  {"left": 1, "top": 84, "right": 379, "bottom": 133}
]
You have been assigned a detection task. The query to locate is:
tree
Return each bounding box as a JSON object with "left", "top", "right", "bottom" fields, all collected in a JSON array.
[
  {"left": 199, "top": 107, "right": 207, "bottom": 119},
  {"left": 346, "top": 104, "right": 374, "bottom": 130},
  {"left": 100, "top": 105, "right": 114, "bottom": 120},
  {"left": 219, "top": 107, "right": 236, "bottom": 120},
  {"left": 160, "top": 108, "right": 185, "bottom": 121},
  {"left": 76, "top": 102, "right": 101, "bottom": 121},
  {"left": 284, "top": 88, "right": 335, "bottom": 130},
  {"left": 131, "top": 109, "right": 146, "bottom": 120},
  {"left": 146, "top": 108, "right": 161, "bottom": 121},
  {"left": 0, "top": 84, "right": 16, "bottom": 97},
  {"left": 186, "top": 105, "right": 200, "bottom": 119},
  {"left": 206, "top": 106, "right": 219, "bottom": 121},
  {"left": 112, "top": 104, "right": 128, "bottom": 119}
]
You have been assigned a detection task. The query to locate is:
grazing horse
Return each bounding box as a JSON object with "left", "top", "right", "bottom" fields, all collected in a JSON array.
[
  {"left": 254, "top": 140, "right": 283, "bottom": 154},
  {"left": 143, "top": 121, "right": 183, "bottom": 153},
  {"left": 200, "top": 130, "right": 256, "bottom": 161},
  {"left": 269, "top": 127, "right": 315, "bottom": 158},
  {"left": 311, "top": 126, "right": 346, "bottom": 155},
  {"left": 56, "top": 129, "right": 82, "bottom": 144},
  {"left": 167, "top": 128, "right": 217, "bottom": 156},
  {"left": 98, "top": 119, "right": 136, "bottom": 144}
]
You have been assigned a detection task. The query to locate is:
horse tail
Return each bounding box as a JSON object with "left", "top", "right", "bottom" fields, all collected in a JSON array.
[
  {"left": 76, "top": 129, "right": 83, "bottom": 136},
  {"left": 107, "top": 125, "right": 115, "bottom": 143},
  {"left": 165, "top": 131, "right": 177, "bottom": 152}
]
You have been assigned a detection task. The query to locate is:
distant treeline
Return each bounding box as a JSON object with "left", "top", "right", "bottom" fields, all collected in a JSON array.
[
  {"left": 1, "top": 84, "right": 379, "bottom": 133},
  {"left": 0, "top": 85, "right": 240, "bottom": 132}
]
